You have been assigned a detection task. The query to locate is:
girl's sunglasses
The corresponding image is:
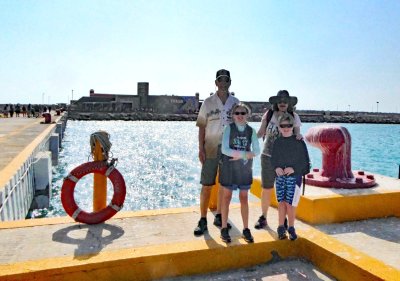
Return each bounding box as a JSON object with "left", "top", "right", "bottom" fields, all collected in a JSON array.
[
  {"left": 234, "top": 111, "right": 247, "bottom": 115},
  {"left": 279, "top": 124, "right": 293, "bottom": 128}
]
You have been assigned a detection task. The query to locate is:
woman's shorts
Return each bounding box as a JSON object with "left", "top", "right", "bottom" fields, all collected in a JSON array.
[
  {"left": 261, "top": 154, "right": 276, "bottom": 189},
  {"left": 275, "top": 175, "right": 302, "bottom": 207}
]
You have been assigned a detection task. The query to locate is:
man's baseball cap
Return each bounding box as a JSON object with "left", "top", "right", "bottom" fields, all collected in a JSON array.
[{"left": 216, "top": 69, "right": 230, "bottom": 79}]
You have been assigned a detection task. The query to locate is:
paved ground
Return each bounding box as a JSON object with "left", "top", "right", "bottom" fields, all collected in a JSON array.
[
  {"left": 0, "top": 116, "right": 50, "bottom": 171},
  {"left": 0, "top": 205, "right": 340, "bottom": 280},
  {"left": 161, "top": 259, "right": 336, "bottom": 281}
]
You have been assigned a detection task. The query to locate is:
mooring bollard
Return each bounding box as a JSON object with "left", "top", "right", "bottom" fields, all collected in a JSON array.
[{"left": 305, "top": 125, "right": 376, "bottom": 188}]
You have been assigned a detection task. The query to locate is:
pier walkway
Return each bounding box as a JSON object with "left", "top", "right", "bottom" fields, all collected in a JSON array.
[
  {"left": 0, "top": 116, "right": 399, "bottom": 281},
  {"left": 0, "top": 115, "right": 64, "bottom": 187}
]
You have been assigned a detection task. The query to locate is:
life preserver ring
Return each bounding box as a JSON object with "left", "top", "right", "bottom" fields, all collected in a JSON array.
[{"left": 61, "top": 161, "right": 126, "bottom": 224}]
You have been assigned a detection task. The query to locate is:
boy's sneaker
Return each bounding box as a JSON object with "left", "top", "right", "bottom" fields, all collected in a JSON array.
[
  {"left": 242, "top": 228, "right": 254, "bottom": 243},
  {"left": 254, "top": 215, "right": 267, "bottom": 229},
  {"left": 213, "top": 214, "right": 232, "bottom": 229},
  {"left": 277, "top": 225, "right": 287, "bottom": 240},
  {"left": 288, "top": 226, "right": 298, "bottom": 241},
  {"left": 194, "top": 218, "right": 207, "bottom": 236},
  {"left": 220, "top": 227, "right": 231, "bottom": 243}
]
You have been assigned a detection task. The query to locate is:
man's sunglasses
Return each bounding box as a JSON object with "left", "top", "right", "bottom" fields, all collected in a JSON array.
[
  {"left": 217, "top": 76, "right": 230, "bottom": 83},
  {"left": 234, "top": 112, "right": 247, "bottom": 115},
  {"left": 279, "top": 124, "right": 293, "bottom": 128}
]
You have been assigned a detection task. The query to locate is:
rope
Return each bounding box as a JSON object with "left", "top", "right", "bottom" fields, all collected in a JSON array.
[{"left": 90, "top": 131, "right": 112, "bottom": 161}]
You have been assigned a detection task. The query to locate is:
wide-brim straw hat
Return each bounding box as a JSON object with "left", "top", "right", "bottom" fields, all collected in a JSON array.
[{"left": 269, "top": 90, "right": 298, "bottom": 106}]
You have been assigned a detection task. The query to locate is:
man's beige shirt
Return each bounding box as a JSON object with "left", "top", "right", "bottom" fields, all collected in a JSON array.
[{"left": 196, "top": 93, "right": 239, "bottom": 158}]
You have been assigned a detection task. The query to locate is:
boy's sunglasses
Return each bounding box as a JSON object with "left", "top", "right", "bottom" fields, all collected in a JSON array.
[
  {"left": 217, "top": 76, "right": 230, "bottom": 83},
  {"left": 279, "top": 124, "right": 293, "bottom": 128},
  {"left": 234, "top": 111, "right": 247, "bottom": 115}
]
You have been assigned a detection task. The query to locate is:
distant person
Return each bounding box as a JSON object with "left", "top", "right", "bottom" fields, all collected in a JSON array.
[
  {"left": 3, "top": 104, "right": 9, "bottom": 118},
  {"left": 9, "top": 104, "right": 14, "bottom": 117},
  {"left": 27, "top": 104, "right": 32, "bottom": 118},
  {"left": 219, "top": 103, "right": 260, "bottom": 243},
  {"left": 254, "top": 90, "right": 302, "bottom": 230},
  {"left": 21, "top": 105, "right": 27, "bottom": 117},
  {"left": 194, "top": 69, "right": 239, "bottom": 236},
  {"left": 271, "top": 113, "right": 310, "bottom": 240},
  {"left": 34, "top": 105, "right": 40, "bottom": 117},
  {"left": 15, "top": 104, "right": 21, "bottom": 117}
]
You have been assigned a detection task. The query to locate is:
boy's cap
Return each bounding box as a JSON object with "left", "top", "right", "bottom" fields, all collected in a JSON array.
[{"left": 216, "top": 69, "right": 230, "bottom": 79}]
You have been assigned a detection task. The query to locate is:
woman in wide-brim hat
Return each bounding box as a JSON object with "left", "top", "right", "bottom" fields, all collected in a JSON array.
[
  {"left": 269, "top": 90, "right": 298, "bottom": 109},
  {"left": 253, "top": 90, "right": 303, "bottom": 231}
]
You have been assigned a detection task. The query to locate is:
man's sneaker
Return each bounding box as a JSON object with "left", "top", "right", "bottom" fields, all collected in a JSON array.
[
  {"left": 277, "top": 225, "right": 287, "bottom": 240},
  {"left": 242, "top": 228, "right": 254, "bottom": 243},
  {"left": 254, "top": 215, "right": 267, "bottom": 229},
  {"left": 288, "top": 226, "right": 298, "bottom": 241},
  {"left": 194, "top": 218, "right": 207, "bottom": 236},
  {"left": 284, "top": 217, "right": 288, "bottom": 230},
  {"left": 220, "top": 227, "right": 231, "bottom": 243},
  {"left": 213, "top": 214, "right": 232, "bottom": 229}
]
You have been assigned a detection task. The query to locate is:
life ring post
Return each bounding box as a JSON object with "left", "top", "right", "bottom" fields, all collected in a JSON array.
[{"left": 93, "top": 139, "right": 107, "bottom": 211}]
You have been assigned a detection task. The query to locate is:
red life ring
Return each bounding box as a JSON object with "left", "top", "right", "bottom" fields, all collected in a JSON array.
[{"left": 61, "top": 161, "right": 126, "bottom": 224}]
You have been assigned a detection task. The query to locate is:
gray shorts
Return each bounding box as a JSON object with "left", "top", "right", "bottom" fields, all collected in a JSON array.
[
  {"left": 223, "top": 184, "right": 251, "bottom": 191},
  {"left": 261, "top": 154, "right": 276, "bottom": 189},
  {"left": 200, "top": 146, "right": 222, "bottom": 186}
]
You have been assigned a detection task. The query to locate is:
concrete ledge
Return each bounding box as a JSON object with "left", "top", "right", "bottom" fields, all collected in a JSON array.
[
  {"left": 296, "top": 191, "right": 400, "bottom": 224},
  {"left": 0, "top": 208, "right": 399, "bottom": 281},
  {"left": 250, "top": 177, "right": 400, "bottom": 224},
  {"left": 298, "top": 228, "right": 400, "bottom": 281}
]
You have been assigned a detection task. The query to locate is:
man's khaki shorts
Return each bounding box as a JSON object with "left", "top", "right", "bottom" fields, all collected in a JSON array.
[{"left": 200, "top": 146, "right": 222, "bottom": 186}]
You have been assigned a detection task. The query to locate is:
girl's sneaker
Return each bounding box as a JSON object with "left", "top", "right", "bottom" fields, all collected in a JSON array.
[
  {"left": 242, "top": 228, "right": 254, "bottom": 243},
  {"left": 277, "top": 225, "right": 287, "bottom": 240},
  {"left": 288, "top": 226, "right": 298, "bottom": 241},
  {"left": 220, "top": 227, "right": 231, "bottom": 243},
  {"left": 254, "top": 215, "right": 267, "bottom": 229},
  {"left": 213, "top": 214, "right": 232, "bottom": 229}
]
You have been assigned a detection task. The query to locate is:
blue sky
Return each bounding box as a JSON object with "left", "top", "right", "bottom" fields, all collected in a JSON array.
[{"left": 1, "top": 0, "right": 399, "bottom": 112}]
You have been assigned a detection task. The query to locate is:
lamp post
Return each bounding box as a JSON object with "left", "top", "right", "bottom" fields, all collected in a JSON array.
[
  {"left": 376, "top": 101, "right": 379, "bottom": 113},
  {"left": 348, "top": 104, "right": 350, "bottom": 112},
  {"left": 72, "top": 89, "right": 74, "bottom": 102}
]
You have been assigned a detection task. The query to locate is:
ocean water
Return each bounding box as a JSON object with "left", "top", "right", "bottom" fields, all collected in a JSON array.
[{"left": 31, "top": 121, "right": 400, "bottom": 218}]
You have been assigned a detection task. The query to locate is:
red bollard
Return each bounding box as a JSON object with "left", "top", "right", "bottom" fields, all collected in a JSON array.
[
  {"left": 305, "top": 125, "right": 375, "bottom": 189},
  {"left": 42, "top": 113, "right": 51, "bottom": 124}
]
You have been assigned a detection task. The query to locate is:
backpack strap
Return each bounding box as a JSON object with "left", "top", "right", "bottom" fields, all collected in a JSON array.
[
  {"left": 262, "top": 110, "right": 274, "bottom": 141},
  {"left": 266, "top": 110, "right": 273, "bottom": 127}
]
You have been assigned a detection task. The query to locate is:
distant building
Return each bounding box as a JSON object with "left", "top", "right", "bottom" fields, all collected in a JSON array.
[{"left": 70, "top": 82, "right": 269, "bottom": 115}]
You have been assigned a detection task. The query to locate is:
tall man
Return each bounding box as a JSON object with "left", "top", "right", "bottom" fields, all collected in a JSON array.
[{"left": 194, "top": 69, "right": 239, "bottom": 236}]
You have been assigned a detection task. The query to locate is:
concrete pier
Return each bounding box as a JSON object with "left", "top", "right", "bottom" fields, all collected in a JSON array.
[
  {"left": 0, "top": 114, "right": 66, "bottom": 221},
  {"left": 0, "top": 115, "right": 399, "bottom": 280}
]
